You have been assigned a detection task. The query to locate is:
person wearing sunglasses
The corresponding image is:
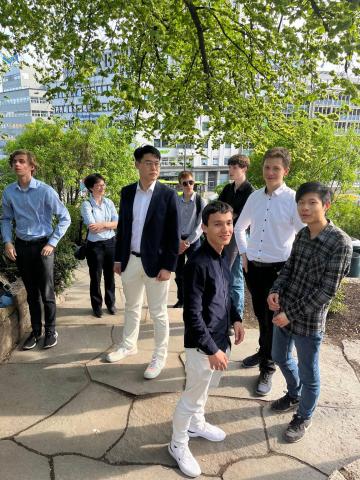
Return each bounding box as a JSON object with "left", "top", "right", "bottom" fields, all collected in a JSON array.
[{"left": 174, "top": 171, "right": 206, "bottom": 308}]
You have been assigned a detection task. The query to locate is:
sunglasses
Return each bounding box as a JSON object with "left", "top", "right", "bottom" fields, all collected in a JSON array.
[{"left": 182, "top": 180, "right": 194, "bottom": 186}]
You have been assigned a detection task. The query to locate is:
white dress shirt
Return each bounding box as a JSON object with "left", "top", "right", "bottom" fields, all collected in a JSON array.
[
  {"left": 234, "top": 183, "right": 304, "bottom": 263},
  {"left": 130, "top": 181, "right": 156, "bottom": 252}
]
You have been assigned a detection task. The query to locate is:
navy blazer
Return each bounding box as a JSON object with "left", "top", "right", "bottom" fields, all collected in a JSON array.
[{"left": 115, "top": 181, "right": 180, "bottom": 277}]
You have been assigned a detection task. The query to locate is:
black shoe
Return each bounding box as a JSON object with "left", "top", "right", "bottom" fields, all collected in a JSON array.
[
  {"left": 242, "top": 351, "right": 261, "bottom": 368},
  {"left": 93, "top": 309, "right": 102, "bottom": 318},
  {"left": 256, "top": 371, "right": 273, "bottom": 396},
  {"left": 22, "top": 332, "right": 40, "bottom": 350},
  {"left": 43, "top": 331, "right": 58, "bottom": 349},
  {"left": 107, "top": 306, "right": 116, "bottom": 315},
  {"left": 173, "top": 301, "right": 183, "bottom": 308},
  {"left": 284, "top": 414, "right": 312, "bottom": 443},
  {"left": 272, "top": 393, "right": 300, "bottom": 412}
]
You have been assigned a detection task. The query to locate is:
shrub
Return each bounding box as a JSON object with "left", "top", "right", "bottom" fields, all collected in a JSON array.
[
  {"left": 328, "top": 197, "right": 360, "bottom": 239},
  {"left": 328, "top": 280, "right": 347, "bottom": 315},
  {"left": 53, "top": 238, "right": 79, "bottom": 295}
]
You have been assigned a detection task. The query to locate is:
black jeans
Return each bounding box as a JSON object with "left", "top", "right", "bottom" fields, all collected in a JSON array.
[
  {"left": 86, "top": 237, "right": 115, "bottom": 312},
  {"left": 15, "top": 237, "right": 56, "bottom": 335},
  {"left": 244, "top": 260, "right": 285, "bottom": 374},
  {"left": 175, "top": 239, "right": 201, "bottom": 303}
]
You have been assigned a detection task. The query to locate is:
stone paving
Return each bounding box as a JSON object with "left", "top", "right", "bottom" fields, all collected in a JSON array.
[{"left": 1, "top": 264, "right": 359, "bottom": 480}]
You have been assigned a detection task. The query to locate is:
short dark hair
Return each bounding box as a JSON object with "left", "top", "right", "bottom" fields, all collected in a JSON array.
[
  {"left": 178, "top": 170, "right": 193, "bottom": 182},
  {"left": 263, "top": 147, "right": 291, "bottom": 168},
  {"left": 202, "top": 201, "right": 233, "bottom": 226},
  {"left": 134, "top": 145, "right": 161, "bottom": 162},
  {"left": 228, "top": 154, "right": 250, "bottom": 169},
  {"left": 9, "top": 149, "right": 38, "bottom": 175},
  {"left": 296, "top": 182, "right": 332, "bottom": 205},
  {"left": 84, "top": 173, "right": 106, "bottom": 191}
]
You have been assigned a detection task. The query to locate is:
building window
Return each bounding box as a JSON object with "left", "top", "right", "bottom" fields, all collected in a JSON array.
[
  {"left": 154, "top": 138, "right": 161, "bottom": 147},
  {"left": 224, "top": 142, "right": 231, "bottom": 148},
  {"left": 202, "top": 122, "right": 209, "bottom": 131},
  {"left": 201, "top": 157, "right": 208, "bottom": 166},
  {"left": 212, "top": 157, "right": 219, "bottom": 165}
]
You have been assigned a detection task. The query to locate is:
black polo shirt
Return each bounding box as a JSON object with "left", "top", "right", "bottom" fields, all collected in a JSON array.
[
  {"left": 183, "top": 240, "right": 242, "bottom": 355},
  {"left": 218, "top": 180, "right": 255, "bottom": 224}
]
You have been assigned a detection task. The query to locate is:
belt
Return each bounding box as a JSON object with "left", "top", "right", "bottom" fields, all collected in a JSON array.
[
  {"left": 250, "top": 260, "right": 284, "bottom": 269},
  {"left": 16, "top": 236, "right": 48, "bottom": 245},
  {"left": 131, "top": 251, "right": 141, "bottom": 257}
]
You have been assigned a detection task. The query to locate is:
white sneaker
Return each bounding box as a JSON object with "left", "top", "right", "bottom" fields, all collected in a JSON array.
[
  {"left": 188, "top": 422, "right": 226, "bottom": 442},
  {"left": 105, "top": 346, "right": 138, "bottom": 363},
  {"left": 143, "top": 355, "right": 165, "bottom": 379},
  {"left": 168, "top": 442, "right": 201, "bottom": 478}
]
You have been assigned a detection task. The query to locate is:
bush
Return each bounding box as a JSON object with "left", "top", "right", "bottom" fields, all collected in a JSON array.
[
  {"left": 328, "top": 197, "right": 360, "bottom": 239},
  {"left": 328, "top": 280, "right": 347, "bottom": 315},
  {"left": 53, "top": 238, "right": 79, "bottom": 295}
]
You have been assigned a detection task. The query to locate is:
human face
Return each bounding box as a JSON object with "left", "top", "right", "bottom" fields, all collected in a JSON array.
[
  {"left": 91, "top": 179, "right": 106, "bottom": 196},
  {"left": 229, "top": 164, "right": 246, "bottom": 184},
  {"left": 297, "top": 193, "right": 330, "bottom": 226},
  {"left": 262, "top": 157, "right": 289, "bottom": 192},
  {"left": 180, "top": 176, "right": 195, "bottom": 196},
  {"left": 136, "top": 153, "right": 160, "bottom": 186},
  {"left": 11, "top": 153, "right": 34, "bottom": 179},
  {"left": 202, "top": 211, "right": 233, "bottom": 253}
]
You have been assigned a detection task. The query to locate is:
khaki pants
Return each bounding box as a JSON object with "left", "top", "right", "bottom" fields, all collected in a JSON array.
[{"left": 121, "top": 254, "right": 170, "bottom": 361}]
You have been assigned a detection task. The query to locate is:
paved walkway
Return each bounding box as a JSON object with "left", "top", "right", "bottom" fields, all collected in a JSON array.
[{"left": 1, "top": 264, "right": 360, "bottom": 480}]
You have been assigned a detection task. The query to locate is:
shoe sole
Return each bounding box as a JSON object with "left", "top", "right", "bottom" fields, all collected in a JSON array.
[
  {"left": 43, "top": 334, "right": 58, "bottom": 349},
  {"left": 105, "top": 349, "right": 138, "bottom": 363},
  {"left": 168, "top": 444, "right": 201, "bottom": 478},
  {"left": 242, "top": 362, "right": 259, "bottom": 368},
  {"left": 255, "top": 388, "right": 272, "bottom": 396},
  {"left": 284, "top": 422, "right": 312, "bottom": 443},
  {"left": 23, "top": 343, "right": 37, "bottom": 350},
  {"left": 144, "top": 367, "right": 164, "bottom": 380}
]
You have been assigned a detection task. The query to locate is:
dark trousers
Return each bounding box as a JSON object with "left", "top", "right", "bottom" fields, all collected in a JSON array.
[
  {"left": 175, "top": 239, "right": 201, "bottom": 303},
  {"left": 244, "top": 260, "right": 285, "bottom": 374},
  {"left": 15, "top": 237, "right": 56, "bottom": 335},
  {"left": 86, "top": 237, "right": 115, "bottom": 312}
]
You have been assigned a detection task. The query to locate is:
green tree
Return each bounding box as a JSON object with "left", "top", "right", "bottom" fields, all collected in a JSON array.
[
  {"left": 0, "top": 0, "right": 359, "bottom": 144},
  {"left": 2, "top": 116, "right": 137, "bottom": 204}
]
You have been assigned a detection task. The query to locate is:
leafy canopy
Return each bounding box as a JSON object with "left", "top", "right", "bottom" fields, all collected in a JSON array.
[{"left": 1, "top": 0, "right": 359, "bottom": 144}]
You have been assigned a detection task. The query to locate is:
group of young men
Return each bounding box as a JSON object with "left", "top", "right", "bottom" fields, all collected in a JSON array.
[{"left": 0, "top": 145, "right": 353, "bottom": 478}]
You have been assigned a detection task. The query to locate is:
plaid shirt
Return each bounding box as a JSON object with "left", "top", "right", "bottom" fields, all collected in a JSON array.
[{"left": 270, "top": 221, "right": 353, "bottom": 336}]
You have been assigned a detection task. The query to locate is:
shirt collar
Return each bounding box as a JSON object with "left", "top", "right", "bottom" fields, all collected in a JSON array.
[
  {"left": 264, "top": 182, "right": 287, "bottom": 197},
  {"left": 233, "top": 180, "right": 249, "bottom": 193},
  {"left": 181, "top": 192, "right": 196, "bottom": 202},
  {"left": 203, "top": 239, "right": 226, "bottom": 259},
  {"left": 16, "top": 177, "right": 39, "bottom": 191},
  {"left": 137, "top": 180, "right": 156, "bottom": 193},
  {"left": 305, "top": 219, "right": 334, "bottom": 243}
]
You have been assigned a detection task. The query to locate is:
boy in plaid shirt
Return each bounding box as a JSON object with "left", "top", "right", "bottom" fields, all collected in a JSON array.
[{"left": 267, "top": 182, "right": 352, "bottom": 443}]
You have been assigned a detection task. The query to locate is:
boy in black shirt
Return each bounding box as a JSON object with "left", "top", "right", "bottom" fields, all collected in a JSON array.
[{"left": 169, "top": 201, "right": 245, "bottom": 478}]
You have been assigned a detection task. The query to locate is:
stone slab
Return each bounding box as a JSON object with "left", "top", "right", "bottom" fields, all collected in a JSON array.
[
  {"left": 0, "top": 440, "right": 49, "bottom": 480},
  {"left": 17, "top": 383, "right": 131, "bottom": 457},
  {"left": 9, "top": 325, "right": 113, "bottom": 364},
  {"left": 328, "top": 473, "right": 346, "bottom": 480},
  {"left": 223, "top": 455, "right": 326, "bottom": 480},
  {"left": 106, "top": 394, "right": 268, "bottom": 476},
  {"left": 0, "top": 363, "right": 88, "bottom": 437},
  {"left": 264, "top": 406, "right": 360, "bottom": 475},
  {"left": 343, "top": 339, "right": 360, "bottom": 371},
  {"left": 54, "top": 456, "right": 211, "bottom": 480},
  {"left": 88, "top": 352, "right": 185, "bottom": 395},
  {"left": 112, "top": 325, "right": 185, "bottom": 354},
  {"left": 344, "top": 458, "right": 360, "bottom": 478}
]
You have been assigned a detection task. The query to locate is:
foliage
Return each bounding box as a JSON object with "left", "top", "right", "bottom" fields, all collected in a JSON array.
[
  {"left": 328, "top": 196, "right": 360, "bottom": 239},
  {"left": 53, "top": 238, "right": 79, "bottom": 295},
  {"left": 328, "top": 280, "right": 347, "bottom": 315},
  {"left": 214, "top": 182, "right": 228, "bottom": 196},
  {"left": 0, "top": 242, "right": 19, "bottom": 284},
  {"left": 2, "top": 116, "right": 137, "bottom": 205},
  {"left": 247, "top": 115, "right": 360, "bottom": 195},
  {"left": 0, "top": 1, "right": 359, "bottom": 144}
]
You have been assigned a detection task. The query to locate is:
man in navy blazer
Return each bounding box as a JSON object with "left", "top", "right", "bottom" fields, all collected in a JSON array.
[{"left": 106, "top": 145, "right": 180, "bottom": 380}]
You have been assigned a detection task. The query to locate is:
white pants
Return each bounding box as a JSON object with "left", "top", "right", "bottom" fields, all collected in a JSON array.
[
  {"left": 172, "top": 347, "right": 229, "bottom": 445},
  {"left": 121, "top": 254, "right": 170, "bottom": 361}
]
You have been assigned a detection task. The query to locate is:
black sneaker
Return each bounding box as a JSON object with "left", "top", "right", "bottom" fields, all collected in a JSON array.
[
  {"left": 242, "top": 351, "right": 260, "bottom": 368},
  {"left": 43, "top": 331, "right": 58, "bottom": 349},
  {"left": 272, "top": 393, "right": 300, "bottom": 412},
  {"left": 256, "top": 371, "right": 273, "bottom": 396},
  {"left": 284, "top": 414, "right": 312, "bottom": 443},
  {"left": 93, "top": 309, "right": 102, "bottom": 318},
  {"left": 22, "top": 332, "right": 40, "bottom": 350},
  {"left": 107, "top": 306, "right": 116, "bottom": 315}
]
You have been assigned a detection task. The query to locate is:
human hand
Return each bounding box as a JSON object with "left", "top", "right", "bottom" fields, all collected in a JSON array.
[
  {"left": 41, "top": 244, "right": 55, "bottom": 256},
  {"left": 89, "top": 223, "right": 105, "bottom": 233},
  {"left": 209, "top": 350, "right": 229, "bottom": 370},
  {"left": 233, "top": 321, "right": 245, "bottom": 345},
  {"left": 156, "top": 269, "right": 171, "bottom": 281},
  {"left": 272, "top": 311, "right": 290, "bottom": 328},
  {"left": 178, "top": 240, "right": 189, "bottom": 254},
  {"left": 5, "top": 242, "right": 16, "bottom": 261},
  {"left": 267, "top": 293, "right": 280, "bottom": 311},
  {"left": 242, "top": 254, "right": 248, "bottom": 273},
  {"left": 114, "top": 262, "right": 121, "bottom": 275}
]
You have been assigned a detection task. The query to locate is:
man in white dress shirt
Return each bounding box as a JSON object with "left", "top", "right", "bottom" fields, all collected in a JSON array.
[
  {"left": 105, "top": 145, "right": 180, "bottom": 380},
  {"left": 234, "top": 147, "right": 304, "bottom": 396}
]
